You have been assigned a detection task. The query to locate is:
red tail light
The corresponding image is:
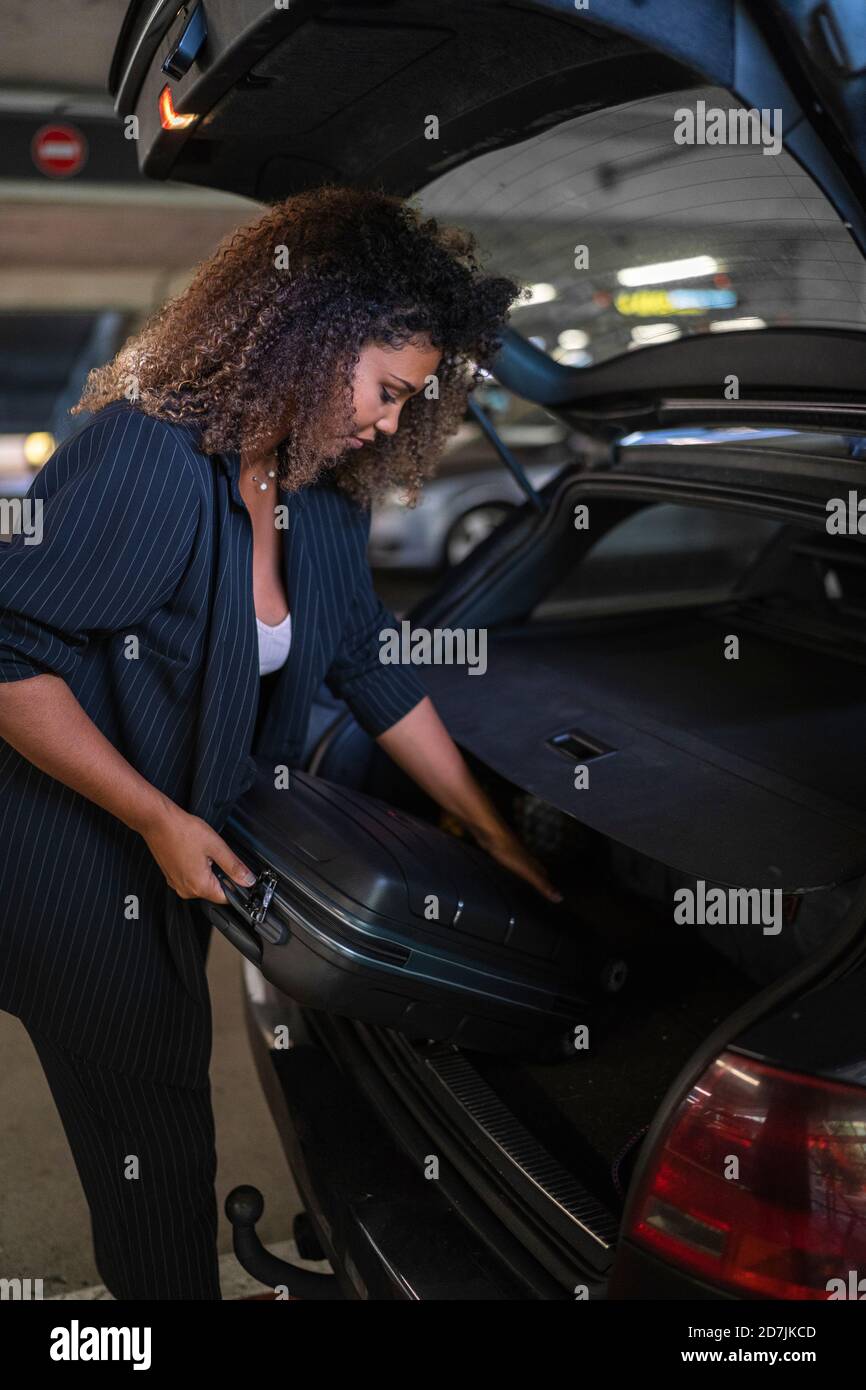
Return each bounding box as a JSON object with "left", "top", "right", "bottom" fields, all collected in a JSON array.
[{"left": 626, "top": 1051, "right": 866, "bottom": 1299}]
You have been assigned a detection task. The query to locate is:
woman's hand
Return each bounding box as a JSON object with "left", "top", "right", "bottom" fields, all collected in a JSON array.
[
  {"left": 472, "top": 823, "right": 564, "bottom": 905},
  {"left": 139, "top": 796, "right": 257, "bottom": 904},
  {"left": 375, "top": 699, "right": 565, "bottom": 907}
]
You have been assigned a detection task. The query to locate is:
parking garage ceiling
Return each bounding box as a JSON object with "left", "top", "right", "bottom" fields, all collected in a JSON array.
[
  {"left": 0, "top": 2, "right": 259, "bottom": 433},
  {"left": 0, "top": 0, "right": 127, "bottom": 92}
]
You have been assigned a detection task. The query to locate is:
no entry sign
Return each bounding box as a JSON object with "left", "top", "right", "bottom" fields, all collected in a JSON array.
[{"left": 31, "top": 123, "right": 88, "bottom": 177}]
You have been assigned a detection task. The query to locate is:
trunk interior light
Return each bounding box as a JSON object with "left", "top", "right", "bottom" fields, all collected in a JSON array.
[
  {"left": 626, "top": 1051, "right": 866, "bottom": 1299},
  {"left": 158, "top": 85, "right": 197, "bottom": 131}
]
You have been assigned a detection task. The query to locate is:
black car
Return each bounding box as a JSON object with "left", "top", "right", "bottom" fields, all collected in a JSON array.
[{"left": 110, "top": 0, "right": 866, "bottom": 1299}]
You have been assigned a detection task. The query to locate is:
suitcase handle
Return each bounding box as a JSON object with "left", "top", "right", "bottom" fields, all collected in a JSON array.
[
  {"left": 201, "top": 900, "right": 263, "bottom": 965},
  {"left": 211, "top": 863, "right": 278, "bottom": 926},
  {"left": 202, "top": 865, "right": 285, "bottom": 963}
]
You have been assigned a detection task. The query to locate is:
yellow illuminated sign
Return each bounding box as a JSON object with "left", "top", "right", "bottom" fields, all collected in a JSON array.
[
  {"left": 616, "top": 291, "right": 696, "bottom": 316},
  {"left": 615, "top": 288, "right": 737, "bottom": 316}
]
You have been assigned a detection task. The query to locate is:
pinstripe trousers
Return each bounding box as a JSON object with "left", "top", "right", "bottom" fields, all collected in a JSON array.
[{"left": 23, "top": 913, "right": 221, "bottom": 1301}]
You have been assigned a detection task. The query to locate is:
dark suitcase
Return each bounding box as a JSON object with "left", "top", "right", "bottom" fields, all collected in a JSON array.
[{"left": 201, "top": 758, "right": 625, "bottom": 1053}]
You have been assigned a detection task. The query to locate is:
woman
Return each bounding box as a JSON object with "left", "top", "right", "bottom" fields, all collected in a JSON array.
[{"left": 0, "top": 185, "right": 562, "bottom": 1299}]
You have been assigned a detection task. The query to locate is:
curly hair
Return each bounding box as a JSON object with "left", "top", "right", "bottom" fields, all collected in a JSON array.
[{"left": 72, "top": 184, "right": 525, "bottom": 508}]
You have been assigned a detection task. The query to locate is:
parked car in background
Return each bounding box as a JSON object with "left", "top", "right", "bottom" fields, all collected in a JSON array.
[{"left": 370, "top": 401, "right": 572, "bottom": 569}]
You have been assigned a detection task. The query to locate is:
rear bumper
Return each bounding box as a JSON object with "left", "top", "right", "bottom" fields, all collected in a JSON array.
[
  {"left": 241, "top": 973, "right": 560, "bottom": 1298},
  {"left": 241, "top": 970, "right": 740, "bottom": 1301}
]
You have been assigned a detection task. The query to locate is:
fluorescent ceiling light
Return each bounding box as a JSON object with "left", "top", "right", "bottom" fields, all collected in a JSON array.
[
  {"left": 517, "top": 282, "right": 557, "bottom": 307},
  {"left": 552, "top": 347, "right": 592, "bottom": 367},
  {"left": 558, "top": 328, "right": 589, "bottom": 350},
  {"left": 617, "top": 256, "right": 718, "bottom": 287},
  {"left": 630, "top": 323, "right": 681, "bottom": 343},
  {"left": 708, "top": 317, "right": 767, "bottom": 331}
]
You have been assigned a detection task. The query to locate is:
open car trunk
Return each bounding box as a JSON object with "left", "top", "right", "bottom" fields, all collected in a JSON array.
[
  {"left": 208, "top": 580, "right": 866, "bottom": 1221},
  {"left": 394, "top": 606, "right": 865, "bottom": 1207}
]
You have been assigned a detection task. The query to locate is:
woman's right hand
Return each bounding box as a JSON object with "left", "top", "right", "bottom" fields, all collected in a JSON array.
[{"left": 139, "top": 797, "right": 257, "bottom": 904}]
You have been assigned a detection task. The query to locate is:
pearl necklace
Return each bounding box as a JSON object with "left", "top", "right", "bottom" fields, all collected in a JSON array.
[
  {"left": 243, "top": 449, "right": 278, "bottom": 492},
  {"left": 250, "top": 465, "right": 277, "bottom": 492}
]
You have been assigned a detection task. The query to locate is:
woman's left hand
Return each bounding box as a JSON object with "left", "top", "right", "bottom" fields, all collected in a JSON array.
[
  {"left": 374, "top": 698, "right": 564, "bottom": 906},
  {"left": 472, "top": 824, "right": 564, "bottom": 905}
]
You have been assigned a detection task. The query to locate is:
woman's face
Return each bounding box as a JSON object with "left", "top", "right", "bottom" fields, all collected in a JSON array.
[
  {"left": 256, "top": 335, "right": 443, "bottom": 459},
  {"left": 333, "top": 336, "right": 443, "bottom": 452}
]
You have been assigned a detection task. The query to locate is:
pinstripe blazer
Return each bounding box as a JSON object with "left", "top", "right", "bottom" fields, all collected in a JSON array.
[{"left": 0, "top": 401, "right": 427, "bottom": 1083}]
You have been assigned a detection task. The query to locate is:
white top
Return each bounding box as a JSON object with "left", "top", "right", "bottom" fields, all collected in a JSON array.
[{"left": 256, "top": 610, "right": 292, "bottom": 675}]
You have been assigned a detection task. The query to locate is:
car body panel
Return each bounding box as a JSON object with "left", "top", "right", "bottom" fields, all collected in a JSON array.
[
  {"left": 110, "top": 2, "right": 866, "bottom": 426},
  {"left": 242, "top": 974, "right": 576, "bottom": 1298},
  {"left": 110, "top": 0, "right": 866, "bottom": 245}
]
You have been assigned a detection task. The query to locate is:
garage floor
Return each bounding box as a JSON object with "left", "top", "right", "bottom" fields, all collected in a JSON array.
[{"left": 0, "top": 928, "right": 332, "bottom": 1299}]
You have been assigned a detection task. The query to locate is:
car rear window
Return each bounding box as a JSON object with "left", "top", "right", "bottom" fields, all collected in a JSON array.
[
  {"left": 533, "top": 502, "right": 780, "bottom": 620},
  {"left": 417, "top": 83, "right": 865, "bottom": 367}
]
